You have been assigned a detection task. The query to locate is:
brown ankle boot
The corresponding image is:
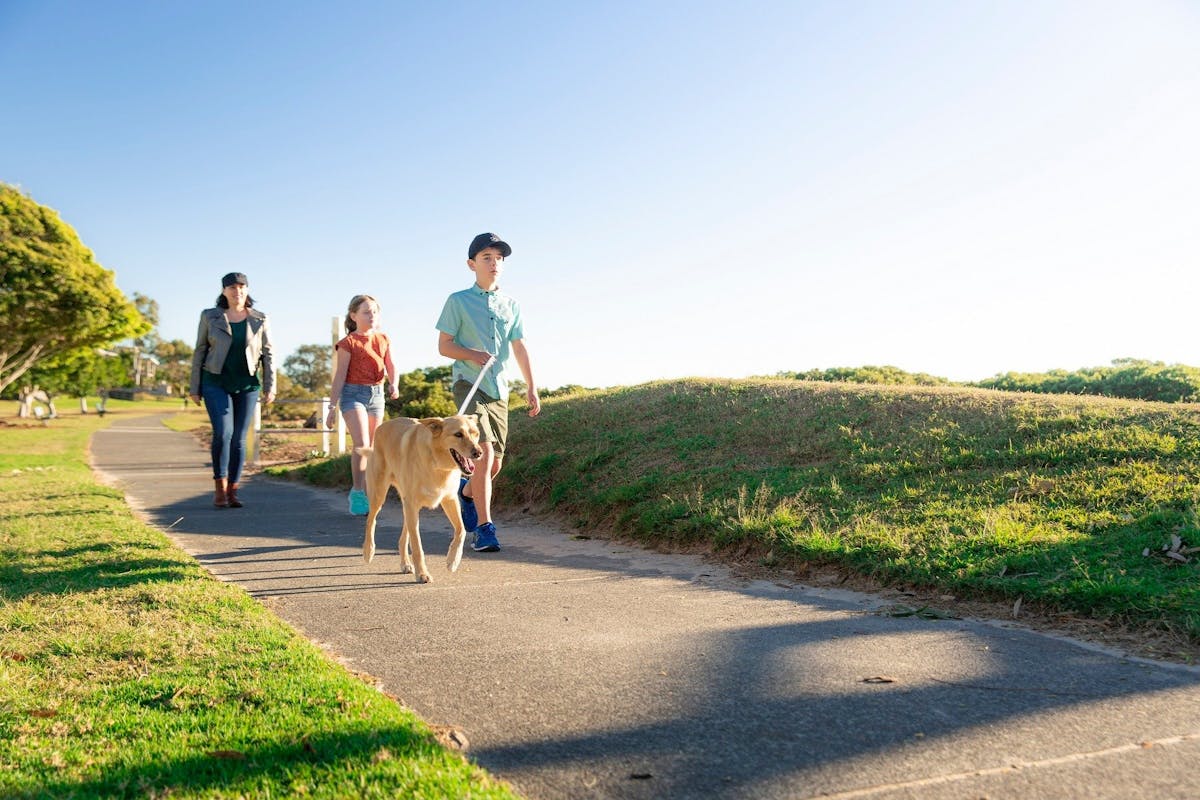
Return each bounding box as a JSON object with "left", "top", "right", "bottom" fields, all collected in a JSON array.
[
  {"left": 227, "top": 482, "right": 243, "bottom": 508},
  {"left": 213, "top": 478, "right": 229, "bottom": 508}
]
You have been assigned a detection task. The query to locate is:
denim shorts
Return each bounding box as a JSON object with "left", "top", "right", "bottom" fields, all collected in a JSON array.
[{"left": 339, "top": 382, "right": 385, "bottom": 418}]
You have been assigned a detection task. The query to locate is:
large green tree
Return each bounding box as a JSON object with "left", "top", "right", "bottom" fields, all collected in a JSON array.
[
  {"left": 0, "top": 184, "right": 149, "bottom": 394},
  {"left": 153, "top": 338, "right": 194, "bottom": 396},
  {"left": 282, "top": 343, "right": 333, "bottom": 395},
  {"left": 21, "top": 347, "right": 129, "bottom": 400},
  {"left": 132, "top": 293, "right": 160, "bottom": 352}
]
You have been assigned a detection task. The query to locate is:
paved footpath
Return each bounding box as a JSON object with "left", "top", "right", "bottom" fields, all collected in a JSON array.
[{"left": 91, "top": 414, "right": 1200, "bottom": 800}]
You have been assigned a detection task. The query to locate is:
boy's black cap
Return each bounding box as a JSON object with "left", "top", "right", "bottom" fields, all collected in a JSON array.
[
  {"left": 221, "top": 272, "right": 249, "bottom": 287},
  {"left": 468, "top": 232, "right": 511, "bottom": 259}
]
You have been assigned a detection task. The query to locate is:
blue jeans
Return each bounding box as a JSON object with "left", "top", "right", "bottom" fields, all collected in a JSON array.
[{"left": 201, "top": 384, "right": 259, "bottom": 483}]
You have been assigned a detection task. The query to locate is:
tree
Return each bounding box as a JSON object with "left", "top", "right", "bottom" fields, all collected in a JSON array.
[
  {"left": 0, "top": 184, "right": 149, "bottom": 394},
  {"left": 132, "top": 293, "right": 160, "bottom": 352},
  {"left": 972, "top": 358, "right": 1200, "bottom": 402},
  {"left": 282, "top": 343, "right": 332, "bottom": 395},
  {"left": 387, "top": 367, "right": 456, "bottom": 418},
  {"left": 20, "top": 347, "right": 129, "bottom": 400},
  {"left": 789, "top": 365, "right": 950, "bottom": 386},
  {"left": 154, "top": 338, "right": 194, "bottom": 396}
]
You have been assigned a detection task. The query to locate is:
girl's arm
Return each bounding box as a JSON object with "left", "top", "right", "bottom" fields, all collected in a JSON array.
[
  {"left": 383, "top": 347, "right": 400, "bottom": 400},
  {"left": 326, "top": 346, "right": 350, "bottom": 426}
]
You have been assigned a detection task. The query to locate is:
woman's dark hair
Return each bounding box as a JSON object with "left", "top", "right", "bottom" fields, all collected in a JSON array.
[{"left": 216, "top": 295, "right": 256, "bottom": 309}]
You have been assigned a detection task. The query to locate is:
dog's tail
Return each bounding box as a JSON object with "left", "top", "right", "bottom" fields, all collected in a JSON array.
[{"left": 356, "top": 446, "right": 378, "bottom": 478}]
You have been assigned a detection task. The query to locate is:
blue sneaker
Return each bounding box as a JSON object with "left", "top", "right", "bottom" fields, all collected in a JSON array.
[
  {"left": 472, "top": 521, "right": 500, "bottom": 552},
  {"left": 457, "top": 477, "right": 478, "bottom": 532},
  {"left": 349, "top": 489, "right": 368, "bottom": 516}
]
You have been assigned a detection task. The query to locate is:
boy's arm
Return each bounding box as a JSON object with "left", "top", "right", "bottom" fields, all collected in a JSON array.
[
  {"left": 511, "top": 339, "right": 540, "bottom": 417},
  {"left": 437, "top": 331, "right": 492, "bottom": 366}
]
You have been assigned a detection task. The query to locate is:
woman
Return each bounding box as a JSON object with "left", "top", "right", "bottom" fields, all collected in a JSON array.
[{"left": 189, "top": 272, "right": 276, "bottom": 508}]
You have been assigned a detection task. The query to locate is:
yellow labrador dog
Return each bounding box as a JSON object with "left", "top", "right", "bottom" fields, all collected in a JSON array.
[{"left": 359, "top": 415, "right": 483, "bottom": 583}]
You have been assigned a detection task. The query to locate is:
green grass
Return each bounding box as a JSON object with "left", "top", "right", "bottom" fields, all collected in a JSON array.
[
  {"left": 493, "top": 380, "right": 1200, "bottom": 645},
  {"left": 9, "top": 381, "right": 1197, "bottom": 794},
  {"left": 0, "top": 402, "right": 520, "bottom": 799}
]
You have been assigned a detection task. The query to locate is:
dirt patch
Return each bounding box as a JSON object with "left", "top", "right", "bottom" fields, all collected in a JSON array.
[
  {"left": 253, "top": 433, "right": 331, "bottom": 470},
  {"left": 0, "top": 419, "right": 51, "bottom": 429},
  {"left": 191, "top": 428, "right": 334, "bottom": 472}
]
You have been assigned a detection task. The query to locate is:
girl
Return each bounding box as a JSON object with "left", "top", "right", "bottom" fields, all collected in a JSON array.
[
  {"left": 326, "top": 294, "right": 400, "bottom": 514},
  {"left": 189, "top": 272, "right": 276, "bottom": 509}
]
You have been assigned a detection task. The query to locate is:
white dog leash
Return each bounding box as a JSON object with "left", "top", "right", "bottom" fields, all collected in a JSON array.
[{"left": 456, "top": 355, "right": 497, "bottom": 415}]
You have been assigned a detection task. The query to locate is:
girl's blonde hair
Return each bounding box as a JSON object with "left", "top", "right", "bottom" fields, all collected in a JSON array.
[{"left": 344, "top": 294, "right": 379, "bottom": 333}]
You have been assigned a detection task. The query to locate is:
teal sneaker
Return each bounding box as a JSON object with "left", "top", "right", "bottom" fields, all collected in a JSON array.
[{"left": 349, "top": 489, "right": 369, "bottom": 516}]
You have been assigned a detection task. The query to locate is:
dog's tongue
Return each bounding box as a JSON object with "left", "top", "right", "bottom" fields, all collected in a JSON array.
[{"left": 454, "top": 450, "right": 476, "bottom": 475}]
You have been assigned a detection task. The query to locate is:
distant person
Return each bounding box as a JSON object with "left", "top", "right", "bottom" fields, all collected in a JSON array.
[
  {"left": 189, "top": 272, "right": 276, "bottom": 509},
  {"left": 436, "top": 232, "right": 540, "bottom": 552},
  {"left": 326, "top": 294, "right": 400, "bottom": 515}
]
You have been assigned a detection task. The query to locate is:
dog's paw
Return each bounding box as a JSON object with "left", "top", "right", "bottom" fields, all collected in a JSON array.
[
  {"left": 363, "top": 541, "right": 376, "bottom": 563},
  {"left": 399, "top": 561, "right": 413, "bottom": 575},
  {"left": 416, "top": 572, "right": 432, "bottom": 584},
  {"left": 447, "top": 551, "right": 463, "bottom": 573}
]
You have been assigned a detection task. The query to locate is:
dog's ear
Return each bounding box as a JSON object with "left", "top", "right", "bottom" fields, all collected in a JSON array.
[
  {"left": 456, "top": 413, "right": 481, "bottom": 432},
  {"left": 419, "top": 418, "right": 444, "bottom": 436}
]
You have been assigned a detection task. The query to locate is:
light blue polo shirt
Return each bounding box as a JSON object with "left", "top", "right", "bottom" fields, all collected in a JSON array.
[{"left": 436, "top": 284, "right": 525, "bottom": 401}]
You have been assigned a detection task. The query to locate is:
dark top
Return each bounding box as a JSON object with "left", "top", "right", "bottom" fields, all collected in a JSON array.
[{"left": 201, "top": 320, "right": 261, "bottom": 394}]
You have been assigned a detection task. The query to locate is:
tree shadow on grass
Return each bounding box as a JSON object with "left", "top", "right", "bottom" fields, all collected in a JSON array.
[
  {"left": 21, "top": 726, "right": 474, "bottom": 799},
  {"left": 0, "top": 542, "right": 199, "bottom": 601}
]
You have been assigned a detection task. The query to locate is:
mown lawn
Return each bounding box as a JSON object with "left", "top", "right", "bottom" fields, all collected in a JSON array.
[{"left": 0, "top": 401, "right": 521, "bottom": 799}]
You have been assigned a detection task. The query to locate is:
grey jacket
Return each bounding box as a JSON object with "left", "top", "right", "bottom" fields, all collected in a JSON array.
[{"left": 189, "top": 307, "right": 276, "bottom": 397}]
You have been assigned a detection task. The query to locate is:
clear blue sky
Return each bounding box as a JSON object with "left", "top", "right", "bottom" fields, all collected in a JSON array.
[{"left": 4, "top": 1, "right": 1198, "bottom": 389}]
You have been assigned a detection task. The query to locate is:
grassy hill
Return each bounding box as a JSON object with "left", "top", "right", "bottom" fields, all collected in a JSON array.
[{"left": 498, "top": 379, "right": 1200, "bottom": 646}]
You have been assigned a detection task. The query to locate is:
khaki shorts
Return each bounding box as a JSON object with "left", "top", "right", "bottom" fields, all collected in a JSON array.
[{"left": 453, "top": 380, "right": 509, "bottom": 460}]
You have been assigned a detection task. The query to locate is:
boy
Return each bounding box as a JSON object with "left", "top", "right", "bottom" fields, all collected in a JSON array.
[{"left": 436, "top": 232, "right": 541, "bottom": 552}]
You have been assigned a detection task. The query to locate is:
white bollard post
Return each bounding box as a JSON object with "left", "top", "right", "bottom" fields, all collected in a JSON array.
[
  {"left": 331, "top": 315, "right": 345, "bottom": 455},
  {"left": 321, "top": 397, "right": 331, "bottom": 457}
]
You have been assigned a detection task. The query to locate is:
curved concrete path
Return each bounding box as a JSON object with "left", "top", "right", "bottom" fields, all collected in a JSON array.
[{"left": 91, "top": 414, "right": 1200, "bottom": 800}]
